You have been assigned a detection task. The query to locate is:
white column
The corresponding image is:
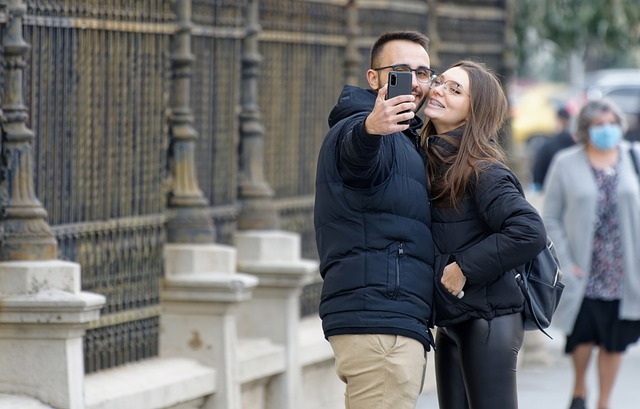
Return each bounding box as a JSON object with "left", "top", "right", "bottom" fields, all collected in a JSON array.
[
  {"left": 0, "top": 260, "right": 105, "bottom": 409},
  {"left": 235, "top": 230, "right": 318, "bottom": 409},
  {"left": 520, "top": 331, "right": 556, "bottom": 368},
  {"left": 161, "top": 243, "right": 258, "bottom": 409}
]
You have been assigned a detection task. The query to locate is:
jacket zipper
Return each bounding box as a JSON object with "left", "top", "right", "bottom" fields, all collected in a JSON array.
[{"left": 394, "top": 243, "right": 404, "bottom": 298}]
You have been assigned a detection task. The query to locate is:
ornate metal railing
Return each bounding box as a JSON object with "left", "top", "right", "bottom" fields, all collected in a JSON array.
[
  {"left": 21, "top": 0, "right": 173, "bottom": 373},
  {"left": 0, "top": 0, "right": 511, "bottom": 373}
]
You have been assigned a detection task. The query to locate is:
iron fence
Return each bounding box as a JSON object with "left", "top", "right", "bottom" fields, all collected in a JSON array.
[{"left": 3, "top": 0, "right": 511, "bottom": 373}]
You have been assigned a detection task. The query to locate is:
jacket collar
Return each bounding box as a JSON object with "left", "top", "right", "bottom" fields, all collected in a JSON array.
[{"left": 427, "top": 125, "right": 465, "bottom": 155}]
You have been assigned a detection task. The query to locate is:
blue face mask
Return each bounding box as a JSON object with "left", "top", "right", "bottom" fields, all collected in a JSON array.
[{"left": 588, "top": 123, "right": 623, "bottom": 150}]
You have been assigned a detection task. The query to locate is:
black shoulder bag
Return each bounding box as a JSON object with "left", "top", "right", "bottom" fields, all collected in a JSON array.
[
  {"left": 515, "top": 237, "right": 565, "bottom": 338},
  {"left": 473, "top": 170, "right": 565, "bottom": 339}
]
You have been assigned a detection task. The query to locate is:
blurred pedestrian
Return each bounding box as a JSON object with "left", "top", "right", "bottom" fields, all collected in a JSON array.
[
  {"left": 542, "top": 99, "right": 640, "bottom": 409},
  {"left": 422, "top": 60, "right": 547, "bottom": 409},
  {"left": 531, "top": 107, "right": 576, "bottom": 191},
  {"left": 315, "top": 31, "right": 436, "bottom": 409},
  {"left": 623, "top": 111, "right": 640, "bottom": 142}
]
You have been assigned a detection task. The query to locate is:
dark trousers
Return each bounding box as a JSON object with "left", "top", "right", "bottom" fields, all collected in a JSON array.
[{"left": 435, "top": 313, "right": 524, "bottom": 409}]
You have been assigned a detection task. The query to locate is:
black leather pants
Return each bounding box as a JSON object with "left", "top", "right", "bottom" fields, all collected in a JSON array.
[{"left": 435, "top": 313, "right": 524, "bottom": 409}]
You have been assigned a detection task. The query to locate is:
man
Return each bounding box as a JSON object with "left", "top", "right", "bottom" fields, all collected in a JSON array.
[
  {"left": 531, "top": 107, "right": 575, "bottom": 191},
  {"left": 314, "top": 31, "right": 436, "bottom": 409}
]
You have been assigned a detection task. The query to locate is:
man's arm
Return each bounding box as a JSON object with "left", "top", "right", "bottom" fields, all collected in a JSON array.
[{"left": 339, "top": 86, "right": 416, "bottom": 187}]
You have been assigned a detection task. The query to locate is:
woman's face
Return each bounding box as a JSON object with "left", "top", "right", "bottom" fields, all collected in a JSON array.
[
  {"left": 587, "top": 110, "right": 622, "bottom": 151},
  {"left": 590, "top": 110, "right": 618, "bottom": 128},
  {"left": 423, "top": 66, "right": 471, "bottom": 134}
]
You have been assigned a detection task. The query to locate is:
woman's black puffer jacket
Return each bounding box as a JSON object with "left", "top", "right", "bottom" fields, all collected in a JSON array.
[{"left": 430, "top": 162, "right": 547, "bottom": 327}]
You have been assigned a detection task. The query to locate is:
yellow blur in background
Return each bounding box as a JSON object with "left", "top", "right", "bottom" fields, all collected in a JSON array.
[{"left": 510, "top": 82, "right": 571, "bottom": 144}]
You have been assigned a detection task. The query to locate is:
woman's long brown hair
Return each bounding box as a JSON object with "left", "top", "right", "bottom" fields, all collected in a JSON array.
[{"left": 421, "top": 60, "right": 509, "bottom": 209}]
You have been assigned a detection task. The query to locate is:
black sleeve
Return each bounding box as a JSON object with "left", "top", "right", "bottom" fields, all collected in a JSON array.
[
  {"left": 337, "top": 120, "right": 391, "bottom": 188},
  {"left": 532, "top": 141, "right": 552, "bottom": 187},
  {"left": 456, "top": 167, "right": 547, "bottom": 284}
]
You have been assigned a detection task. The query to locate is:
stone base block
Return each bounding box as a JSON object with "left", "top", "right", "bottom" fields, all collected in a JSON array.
[
  {"left": 235, "top": 230, "right": 301, "bottom": 263},
  {"left": 84, "top": 358, "right": 216, "bottom": 409},
  {"left": 164, "top": 243, "right": 237, "bottom": 276}
]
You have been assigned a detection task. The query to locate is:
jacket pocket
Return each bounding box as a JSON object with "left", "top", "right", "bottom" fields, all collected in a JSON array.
[
  {"left": 434, "top": 254, "right": 462, "bottom": 301},
  {"left": 386, "top": 242, "right": 404, "bottom": 299}
]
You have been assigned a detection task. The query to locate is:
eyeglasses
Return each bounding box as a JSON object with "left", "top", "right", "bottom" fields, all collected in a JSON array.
[
  {"left": 430, "top": 76, "right": 470, "bottom": 96},
  {"left": 373, "top": 64, "right": 436, "bottom": 84}
]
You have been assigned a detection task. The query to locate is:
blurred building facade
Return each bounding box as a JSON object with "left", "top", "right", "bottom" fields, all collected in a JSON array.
[{"left": 0, "top": 1, "right": 514, "bottom": 408}]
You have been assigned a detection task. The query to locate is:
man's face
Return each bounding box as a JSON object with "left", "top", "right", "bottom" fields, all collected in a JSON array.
[{"left": 367, "top": 40, "right": 432, "bottom": 112}]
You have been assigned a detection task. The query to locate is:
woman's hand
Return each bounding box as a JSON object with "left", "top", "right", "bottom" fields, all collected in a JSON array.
[{"left": 442, "top": 261, "right": 467, "bottom": 298}]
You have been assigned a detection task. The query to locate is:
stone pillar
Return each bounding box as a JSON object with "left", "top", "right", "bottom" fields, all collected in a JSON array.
[
  {"left": 235, "top": 230, "right": 317, "bottom": 409},
  {"left": 161, "top": 243, "right": 258, "bottom": 409},
  {"left": 344, "top": 0, "right": 361, "bottom": 86},
  {"left": 520, "top": 331, "right": 556, "bottom": 368},
  {"left": 0, "top": 261, "right": 105, "bottom": 409},
  {"left": 426, "top": 0, "right": 442, "bottom": 70},
  {"left": 0, "top": 0, "right": 57, "bottom": 260},
  {"left": 167, "top": 0, "right": 215, "bottom": 244},
  {"left": 237, "top": 0, "right": 279, "bottom": 231},
  {"left": 520, "top": 192, "right": 556, "bottom": 367}
]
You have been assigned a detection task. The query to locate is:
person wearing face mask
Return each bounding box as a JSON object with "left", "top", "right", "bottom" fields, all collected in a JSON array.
[
  {"left": 421, "top": 60, "right": 547, "bottom": 409},
  {"left": 542, "top": 98, "right": 640, "bottom": 409}
]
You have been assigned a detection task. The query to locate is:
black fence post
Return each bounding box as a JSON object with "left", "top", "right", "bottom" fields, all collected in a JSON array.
[
  {"left": 166, "top": 0, "right": 215, "bottom": 243},
  {"left": 0, "top": 0, "right": 57, "bottom": 260}
]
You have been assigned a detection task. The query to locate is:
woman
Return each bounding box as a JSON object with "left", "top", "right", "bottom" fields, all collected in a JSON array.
[
  {"left": 542, "top": 99, "right": 640, "bottom": 409},
  {"left": 421, "top": 60, "right": 547, "bottom": 409}
]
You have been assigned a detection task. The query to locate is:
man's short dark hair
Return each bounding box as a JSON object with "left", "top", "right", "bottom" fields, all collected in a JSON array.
[{"left": 370, "top": 31, "right": 430, "bottom": 68}]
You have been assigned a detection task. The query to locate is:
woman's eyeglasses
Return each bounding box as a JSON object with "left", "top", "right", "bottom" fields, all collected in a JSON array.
[
  {"left": 373, "top": 64, "right": 436, "bottom": 84},
  {"left": 430, "top": 76, "right": 470, "bottom": 96}
]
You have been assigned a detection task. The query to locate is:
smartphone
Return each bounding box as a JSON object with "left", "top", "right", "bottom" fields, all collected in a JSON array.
[
  {"left": 386, "top": 71, "right": 413, "bottom": 124},
  {"left": 386, "top": 71, "right": 413, "bottom": 99}
]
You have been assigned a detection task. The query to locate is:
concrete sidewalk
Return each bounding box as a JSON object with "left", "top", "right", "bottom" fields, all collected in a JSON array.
[{"left": 416, "top": 328, "right": 640, "bottom": 409}]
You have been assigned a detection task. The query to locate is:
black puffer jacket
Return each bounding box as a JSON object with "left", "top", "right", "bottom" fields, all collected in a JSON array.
[
  {"left": 315, "top": 85, "right": 435, "bottom": 350},
  {"left": 429, "top": 132, "right": 547, "bottom": 327}
]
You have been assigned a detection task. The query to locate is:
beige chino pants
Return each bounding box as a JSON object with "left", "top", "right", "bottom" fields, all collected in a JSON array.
[{"left": 329, "top": 334, "right": 426, "bottom": 409}]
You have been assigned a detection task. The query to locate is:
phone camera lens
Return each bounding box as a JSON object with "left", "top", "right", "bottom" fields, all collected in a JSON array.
[{"left": 390, "top": 73, "right": 397, "bottom": 86}]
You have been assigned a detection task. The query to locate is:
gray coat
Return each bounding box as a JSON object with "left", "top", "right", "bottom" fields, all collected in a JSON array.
[{"left": 542, "top": 141, "right": 640, "bottom": 335}]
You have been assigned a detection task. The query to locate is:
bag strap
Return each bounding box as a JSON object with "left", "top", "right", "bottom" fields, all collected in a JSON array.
[
  {"left": 629, "top": 143, "right": 640, "bottom": 177},
  {"left": 515, "top": 272, "right": 553, "bottom": 339}
]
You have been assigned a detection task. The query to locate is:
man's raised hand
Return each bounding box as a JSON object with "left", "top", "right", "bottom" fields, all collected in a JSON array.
[{"left": 364, "top": 85, "right": 416, "bottom": 136}]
